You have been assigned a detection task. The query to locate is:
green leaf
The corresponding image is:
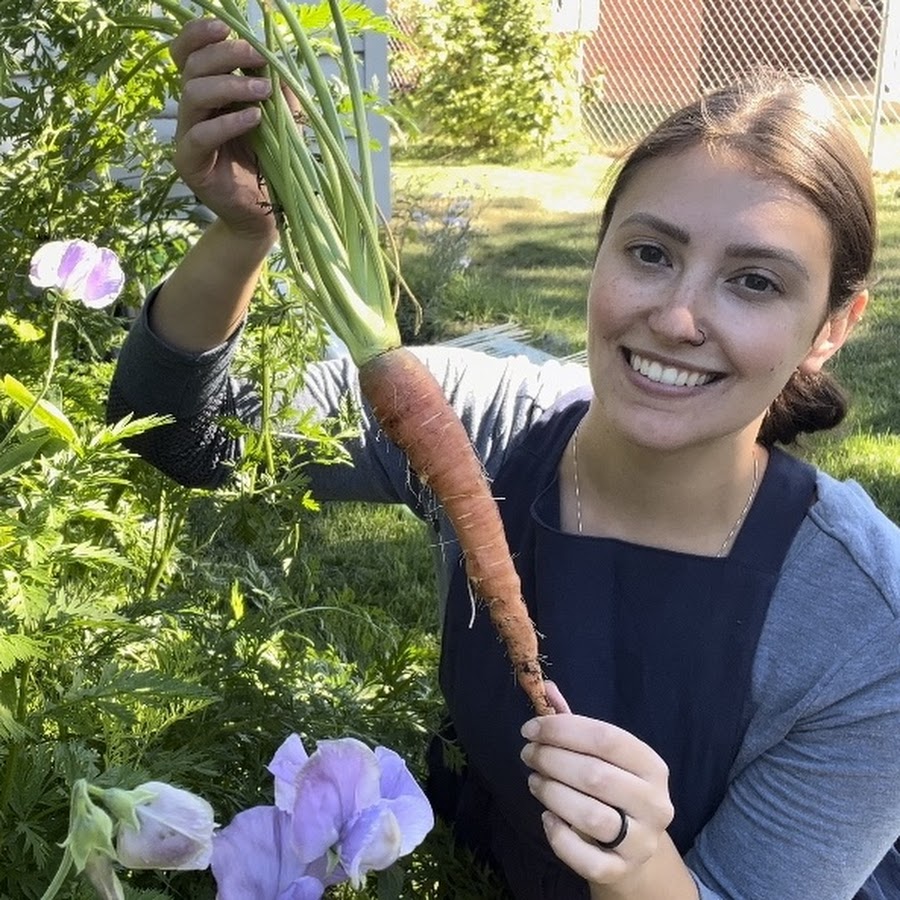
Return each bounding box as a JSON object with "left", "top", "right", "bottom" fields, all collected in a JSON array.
[
  {"left": 377, "top": 862, "right": 406, "bottom": 899},
  {"left": 91, "top": 413, "right": 174, "bottom": 448},
  {"left": 0, "top": 700, "right": 30, "bottom": 741},
  {"left": 1, "top": 375, "right": 81, "bottom": 449},
  {"left": 0, "top": 313, "right": 44, "bottom": 343},
  {"left": 0, "top": 633, "right": 46, "bottom": 673},
  {"left": 0, "top": 434, "right": 56, "bottom": 478}
]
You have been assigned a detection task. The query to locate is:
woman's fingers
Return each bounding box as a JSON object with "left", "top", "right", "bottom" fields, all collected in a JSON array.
[
  {"left": 529, "top": 773, "right": 630, "bottom": 846},
  {"left": 526, "top": 768, "right": 663, "bottom": 861},
  {"left": 540, "top": 811, "right": 632, "bottom": 884},
  {"left": 174, "top": 106, "right": 260, "bottom": 181},
  {"left": 179, "top": 34, "right": 267, "bottom": 83},
  {"left": 521, "top": 740, "right": 669, "bottom": 828},
  {"left": 523, "top": 713, "right": 669, "bottom": 784},
  {"left": 177, "top": 73, "right": 271, "bottom": 138},
  {"left": 544, "top": 680, "right": 572, "bottom": 714},
  {"left": 520, "top": 713, "right": 675, "bottom": 884},
  {"left": 169, "top": 18, "right": 230, "bottom": 72}
]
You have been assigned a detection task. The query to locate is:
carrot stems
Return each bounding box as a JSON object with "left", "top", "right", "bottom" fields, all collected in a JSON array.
[{"left": 150, "top": 0, "right": 552, "bottom": 715}]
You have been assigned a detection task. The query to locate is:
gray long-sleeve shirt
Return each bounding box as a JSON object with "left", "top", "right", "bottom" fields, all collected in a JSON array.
[{"left": 108, "top": 301, "right": 900, "bottom": 899}]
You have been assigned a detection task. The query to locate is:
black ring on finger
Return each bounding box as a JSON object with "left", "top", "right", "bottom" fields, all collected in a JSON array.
[{"left": 594, "top": 806, "right": 628, "bottom": 850}]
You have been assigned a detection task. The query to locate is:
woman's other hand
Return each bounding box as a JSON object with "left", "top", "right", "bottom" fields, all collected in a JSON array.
[
  {"left": 168, "top": 18, "right": 276, "bottom": 243},
  {"left": 520, "top": 694, "right": 678, "bottom": 891}
]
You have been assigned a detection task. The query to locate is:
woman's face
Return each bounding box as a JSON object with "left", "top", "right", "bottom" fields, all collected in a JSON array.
[{"left": 587, "top": 144, "right": 853, "bottom": 453}]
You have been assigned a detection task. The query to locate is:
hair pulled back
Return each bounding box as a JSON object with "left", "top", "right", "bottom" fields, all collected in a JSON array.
[{"left": 597, "top": 72, "right": 877, "bottom": 446}]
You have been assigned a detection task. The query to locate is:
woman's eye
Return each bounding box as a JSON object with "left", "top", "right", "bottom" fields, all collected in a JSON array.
[
  {"left": 629, "top": 243, "right": 669, "bottom": 266},
  {"left": 733, "top": 272, "right": 781, "bottom": 294}
]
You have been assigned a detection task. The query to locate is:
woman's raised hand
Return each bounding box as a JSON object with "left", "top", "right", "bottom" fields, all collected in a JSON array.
[
  {"left": 168, "top": 18, "right": 276, "bottom": 242},
  {"left": 521, "top": 687, "right": 676, "bottom": 890}
]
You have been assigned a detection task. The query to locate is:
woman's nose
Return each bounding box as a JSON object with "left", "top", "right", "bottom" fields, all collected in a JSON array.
[{"left": 647, "top": 278, "right": 707, "bottom": 345}]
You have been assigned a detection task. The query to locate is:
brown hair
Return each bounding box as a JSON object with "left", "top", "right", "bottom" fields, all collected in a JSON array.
[{"left": 597, "top": 72, "right": 877, "bottom": 446}]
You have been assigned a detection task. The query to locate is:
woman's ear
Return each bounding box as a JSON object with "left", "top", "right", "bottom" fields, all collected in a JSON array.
[{"left": 799, "top": 291, "right": 869, "bottom": 375}]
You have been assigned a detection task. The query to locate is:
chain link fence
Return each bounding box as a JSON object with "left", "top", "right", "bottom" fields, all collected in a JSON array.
[{"left": 388, "top": 0, "right": 900, "bottom": 171}]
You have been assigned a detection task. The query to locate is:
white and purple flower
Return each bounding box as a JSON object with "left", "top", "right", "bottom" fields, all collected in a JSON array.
[
  {"left": 29, "top": 239, "right": 124, "bottom": 308},
  {"left": 113, "top": 781, "right": 216, "bottom": 871}
]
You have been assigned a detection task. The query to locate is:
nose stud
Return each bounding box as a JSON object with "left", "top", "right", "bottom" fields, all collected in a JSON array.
[{"left": 689, "top": 328, "right": 707, "bottom": 347}]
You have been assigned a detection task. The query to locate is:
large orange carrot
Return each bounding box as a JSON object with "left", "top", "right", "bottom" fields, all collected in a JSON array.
[
  {"left": 360, "top": 348, "right": 553, "bottom": 716},
  {"left": 155, "top": 0, "right": 553, "bottom": 714}
]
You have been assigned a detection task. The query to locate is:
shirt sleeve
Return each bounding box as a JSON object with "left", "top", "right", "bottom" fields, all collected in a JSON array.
[
  {"left": 106, "top": 289, "right": 590, "bottom": 501},
  {"left": 106, "top": 291, "right": 256, "bottom": 488},
  {"left": 685, "top": 616, "right": 900, "bottom": 899}
]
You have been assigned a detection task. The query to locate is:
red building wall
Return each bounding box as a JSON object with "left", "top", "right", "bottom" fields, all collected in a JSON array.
[
  {"left": 587, "top": 0, "right": 705, "bottom": 106},
  {"left": 586, "top": 0, "right": 881, "bottom": 108}
]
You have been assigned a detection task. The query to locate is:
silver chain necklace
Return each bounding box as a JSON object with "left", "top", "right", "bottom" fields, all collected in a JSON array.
[{"left": 571, "top": 421, "right": 760, "bottom": 557}]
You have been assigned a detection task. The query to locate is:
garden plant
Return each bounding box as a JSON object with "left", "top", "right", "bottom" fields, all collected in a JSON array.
[{"left": 1, "top": 3, "right": 454, "bottom": 898}]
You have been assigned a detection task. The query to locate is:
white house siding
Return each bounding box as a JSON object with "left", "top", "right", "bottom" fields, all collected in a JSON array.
[{"left": 3, "top": 3, "right": 391, "bottom": 220}]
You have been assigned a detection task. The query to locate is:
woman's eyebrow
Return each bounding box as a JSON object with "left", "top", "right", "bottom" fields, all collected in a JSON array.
[
  {"left": 618, "top": 212, "right": 689, "bottom": 244},
  {"left": 724, "top": 243, "right": 811, "bottom": 281}
]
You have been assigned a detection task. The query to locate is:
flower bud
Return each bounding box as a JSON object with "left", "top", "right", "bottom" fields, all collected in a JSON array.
[
  {"left": 61, "top": 780, "right": 117, "bottom": 873},
  {"left": 83, "top": 850, "right": 125, "bottom": 900},
  {"left": 115, "top": 781, "right": 215, "bottom": 871}
]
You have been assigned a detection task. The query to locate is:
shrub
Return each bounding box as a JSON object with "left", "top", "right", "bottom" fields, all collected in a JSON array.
[{"left": 396, "top": 0, "right": 582, "bottom": 160}]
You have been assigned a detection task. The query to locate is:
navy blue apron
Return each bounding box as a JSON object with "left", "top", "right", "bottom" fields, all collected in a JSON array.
[{"left": 430, "top": 396, "right": 838, "bottom": 898}]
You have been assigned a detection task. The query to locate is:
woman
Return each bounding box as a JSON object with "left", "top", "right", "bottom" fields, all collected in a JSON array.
[{"left": 107, "top": 18, "right": 900, "bottom": 899}]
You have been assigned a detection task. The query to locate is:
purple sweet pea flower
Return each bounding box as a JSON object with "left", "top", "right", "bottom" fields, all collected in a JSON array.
[
  {"left": 291, "top": 738, "right": 382, "bottom": 866},
  {"left": 211, "top": 806, "right": 325, "bottom": 900},
  {"left": 289, "top": 737, "right": 435, "bottom": 889},
  {"left": 211, "top": 734, "right": 434, "bottom": 899},
  {"left": 375, "top": 746, "right": 435, "bottom": 855},
  {"left": 29, "top": 239, "right": 124, "bottom": 308},
  {"left": 268, "top": 732, "right": 309, "bottom": 813}
]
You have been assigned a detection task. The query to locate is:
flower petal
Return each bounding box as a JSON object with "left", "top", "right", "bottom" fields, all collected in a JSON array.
[
  {"left": 57, "top": 240, "right": 101, "bottom": 301},
  {"left": 374, "top": 747, "right": 434, "bottom": 854},
  {"left": 116, "top": 782, "right": 215, "bottom": 870},
  {"left": 338, "top": 803, "right": 402, "bottom": 889},
  {"left": 379, "top": 794, "right": 434, "bottom": 857},
  {"left": 212, "top": 806, "right": 309, "bottom": 900},
  {"left": 290, "top": 738, "right": 381, "bottom": 864},
  {"left": 268, "top": 733, "right": 309, "bottom": 813},
  {"left": 81, "top": 246, "right": 124, "bottom": 308},
  {"left": 29, "top": 241, "right": 74, "bottom": 289},
  {"left": 276, "top": 878, "right": 326, "bottom": 900}
]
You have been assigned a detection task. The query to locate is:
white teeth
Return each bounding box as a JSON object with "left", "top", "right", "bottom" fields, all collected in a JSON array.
[{"left": 629, "top": 352, "right": 712, "bottom": 387}]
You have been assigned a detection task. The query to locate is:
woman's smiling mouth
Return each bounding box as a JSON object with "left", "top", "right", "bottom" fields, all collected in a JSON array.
[{"left": 626, "top": 350, "right": 720, "bottom": 387}]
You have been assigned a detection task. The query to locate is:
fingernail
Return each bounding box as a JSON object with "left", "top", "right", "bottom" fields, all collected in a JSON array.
[
  {"left": 521, "top": 719, "right": 539, "bottom": 739},
  {"left": 241, "top": 107, "right": 261, "bottom": 125},
  {"left": 527, "top": 773, "right": 539, "bottom": 793},
  {"left": 520, "top": 742, "right": 534, "bottom": 763},
  {"left": 248, "top": 78, "right": 271, "bottom": 98},
  {"left": 207, "top": 19, "right": 229, "bottom": 37}
]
